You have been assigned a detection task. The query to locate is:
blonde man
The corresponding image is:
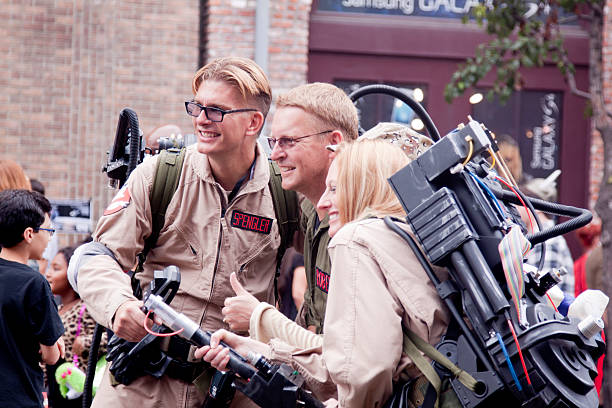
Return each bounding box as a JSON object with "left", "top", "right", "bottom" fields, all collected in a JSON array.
[
  {"left": 221, "top": 82, "right": 359, "bottom": 338},
  {"left": 71, "top": 57, "right": 282, "bottom": 407}
]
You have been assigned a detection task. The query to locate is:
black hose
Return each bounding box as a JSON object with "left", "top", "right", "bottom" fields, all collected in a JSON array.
[
  {"left": 491, "top": 187, "right": 592, "bottom": 246},
  {"left": 348, "top": 84, "right": 441, "bottom": 141},
  {"left": 82, "top": 323, "right": 104, "bottom": 408}
]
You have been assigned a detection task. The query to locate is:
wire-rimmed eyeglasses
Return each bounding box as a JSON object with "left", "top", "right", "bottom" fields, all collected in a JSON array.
[{"left": 266, "top": 130, "right": 333, "bottom": 150}]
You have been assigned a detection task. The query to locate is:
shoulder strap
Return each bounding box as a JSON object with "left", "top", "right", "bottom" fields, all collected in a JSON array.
[
  {"left": 268, "top": 159, "right": 300, "bottom": 303},
  {"left": 136, "top": 148, "right": 186, "bottom": 275},
  {"left": 401, "top": 325, "right": 478, "bottom": 408}
]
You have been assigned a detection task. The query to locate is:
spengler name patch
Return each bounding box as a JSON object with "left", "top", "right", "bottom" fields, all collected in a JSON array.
[{"left": 230, "top": 210, "right": 273, "bottom": 234}]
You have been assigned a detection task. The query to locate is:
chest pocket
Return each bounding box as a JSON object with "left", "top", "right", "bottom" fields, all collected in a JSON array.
[{"left": 228, "top": 210, "right": 280, "bottom": 272}]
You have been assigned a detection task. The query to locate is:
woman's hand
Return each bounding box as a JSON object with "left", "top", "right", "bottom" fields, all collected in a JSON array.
[
  {"left": 194, "top": 329, "right": 271, "bottom": 372},
  {"left": 222, "top": 272, "right": 260, "bottom": 332}
]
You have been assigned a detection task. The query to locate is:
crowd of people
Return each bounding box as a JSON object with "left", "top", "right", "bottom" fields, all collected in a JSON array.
[
  {"left": 0, "top": 56, "right": 604, "bottom": 408},
  {"left": 0, "top": 160, "right": 106, "bottom": 407}
]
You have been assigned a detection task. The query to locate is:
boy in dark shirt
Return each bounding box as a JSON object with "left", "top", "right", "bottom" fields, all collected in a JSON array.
[{"left": 0, "top": 189, "right": 65, "bottom": 407}]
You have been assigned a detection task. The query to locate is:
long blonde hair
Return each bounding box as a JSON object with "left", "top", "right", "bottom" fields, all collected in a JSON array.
[
  {"left": 335, "top": 139, "right": 409, "bottom": 225},
  {"left": 0, "top": 159, "right": 31, "bottom": 191}
]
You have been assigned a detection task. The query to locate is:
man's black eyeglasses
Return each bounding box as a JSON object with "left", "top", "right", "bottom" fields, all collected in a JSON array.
[
  {"left": 185, "top": 101, "right": 257, "bottom": 122},
  {"left": 36, "top": 227, "right": 56, "bottom": 237},
  {"left": 266, "top": 130, "right": 333, "bottom": 150}
]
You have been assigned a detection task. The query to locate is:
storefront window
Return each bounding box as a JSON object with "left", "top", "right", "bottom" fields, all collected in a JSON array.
[{"left": 471, "top": 90, "right": 562, "bottom": 184}]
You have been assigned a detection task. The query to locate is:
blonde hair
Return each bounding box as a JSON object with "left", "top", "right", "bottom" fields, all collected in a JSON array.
[
  {"left": 335, "top": 139, "right": 409, "bottom": 225},
  {"left": 192, "top": 57, "right": 272, "bottom": 117},
  {"left": 276, "top": 83, "right": 359, "bottom": 141},
  {"left": 0, "top": 159, "right": 31, "bottom": 191}
]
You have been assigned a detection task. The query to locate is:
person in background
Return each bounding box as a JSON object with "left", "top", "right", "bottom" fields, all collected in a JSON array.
[
  {"left": 0, "top": 158, "right": 31, "bottom": 191},
  {"left": 29, "top": 178, "right": 45, "bottom": 195},
  {"left": 573, "top": 216, "right": 601, "bottom": 296},
  {"left": 571, "top": 216, "right": 605, "bottom": 404},
  {"left": 0, "top": 160, "right": 42, "bottom": 274},
  {"left": 197, "top": 139, "right": 449, "bottom": 407},
  {"left": 518, "top": 182, "right": 575, "bottom": 297},
  {"left": 277, "top": 247, "right": 306, "bottom": 320},
  {"left": 45, "top": 246, "right": 107, "bottom": 408},
  {"left": 495, "top": 133, "right": 531, "bottom": 184},
  {"left": 29, "top": 178, "right": 58, "bottom": 276},
  {"left": 144, "top": 124, "right": 183, "bottom": 154},
  {"left": 0, "top": 189, "right": 65, "bottom": 407}
]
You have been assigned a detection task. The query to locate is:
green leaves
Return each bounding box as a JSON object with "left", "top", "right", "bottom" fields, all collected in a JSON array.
[{"left": 446, "top": 0, "right": 593, "bottom": 104}]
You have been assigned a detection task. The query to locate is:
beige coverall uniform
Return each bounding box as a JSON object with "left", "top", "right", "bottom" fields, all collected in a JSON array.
[
  {"left": 77, "top": 144, "right": 281, "bottom": 407},
  {"left": 264, "top": 218, "right": 450, "bottom": 407}
]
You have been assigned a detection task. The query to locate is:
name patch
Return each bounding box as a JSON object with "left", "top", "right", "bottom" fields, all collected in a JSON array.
[
  {"left": 315, "top": 267, "right": 330, "bottom": 293},
  {"left": 230, "top": 210, "right": 273, "bottom": 234}
]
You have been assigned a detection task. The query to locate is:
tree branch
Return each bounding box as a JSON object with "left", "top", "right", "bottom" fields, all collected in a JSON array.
[
  {"left": 566, "top": 71, "right": 592, "bottom": 99},
  {"left": 552, "top": 19, "right": 591, "bottom": 100},
  {"left": 590, "top": 1, "right": 603, "bottom": 16}
]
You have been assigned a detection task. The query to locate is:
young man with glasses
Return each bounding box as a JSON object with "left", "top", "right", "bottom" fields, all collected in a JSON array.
[
  {"left": 0, "top": 189, "right": 65, "bottom": 407},
  {"left": 220, "top": 83, "right": 359, "bottom": 338},
  {"left": 71, "top": 57, "right": 285, "bottom": 407}
]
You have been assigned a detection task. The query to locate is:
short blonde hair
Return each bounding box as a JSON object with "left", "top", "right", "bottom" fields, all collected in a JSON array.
[
  {"left": 192, "top": 57, "right": 272, "bottom": 117},
  {"left": 335, "top": 139, "right": 408, "bottom": 225},
  {"left": 0, "top": 159, "right": 31, "bottom": 192},
  {"left": 276, "top": 83, "right": 359, "bottom": 141}
]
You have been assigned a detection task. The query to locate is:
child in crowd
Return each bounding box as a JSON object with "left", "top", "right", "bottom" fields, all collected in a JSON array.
[
  {"left": 45, "top": 245, "right": 107, "bottom": 407},
  {"left": 0, "top": 189, "right": 65, "bottom": 407}
]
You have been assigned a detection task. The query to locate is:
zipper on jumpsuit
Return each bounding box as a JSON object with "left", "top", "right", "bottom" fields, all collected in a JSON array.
[
  {"left": 202, "top": 184, "right": 271, "bottom": 319},
  {"left": 185, "top": 195, "right": 225, "bottom": 407},
  {"left": 199, "top": 189, "right": 227, "bottom": 325}
]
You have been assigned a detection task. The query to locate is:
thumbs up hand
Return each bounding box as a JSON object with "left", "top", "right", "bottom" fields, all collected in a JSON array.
[{"left": 222, "top": 272, "right": 261, "bottom": 332}]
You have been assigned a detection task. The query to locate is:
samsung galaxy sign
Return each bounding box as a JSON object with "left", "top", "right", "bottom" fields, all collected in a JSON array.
[
  {"left": 318, "top": 0, "right": 558, "bottom": 20},
  {"left": 318, "top": 0, "right": 482, "bottom": 18}
]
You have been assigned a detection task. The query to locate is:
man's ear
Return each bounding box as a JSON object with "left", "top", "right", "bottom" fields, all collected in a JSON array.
[
  {"left": 23, "top": 227, "right": 34, "bottom": 244},
  {"left": 245, "top": 111, "right": 265, "bottom": 138},
  {"left": 329, "top": 130, "right": 343, "bottom": 146}
]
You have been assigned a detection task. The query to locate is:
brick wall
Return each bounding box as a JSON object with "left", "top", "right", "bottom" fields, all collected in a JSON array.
[
  {"left": 590, "top": 129, "right": 604, "bottom": 210},
  {"left": 0, "top": 0, "right": 312, "bottom": 245},
  {"left": 0, "top": 0, "right": 200, "bottom": 244},
  {"left": 206, "top": 0, "right": 312, "bottom": 94}
]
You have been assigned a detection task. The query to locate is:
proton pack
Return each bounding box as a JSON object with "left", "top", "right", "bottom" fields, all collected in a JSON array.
[{"left": 348, "top": 85, "right": 604, "bottom": 407}]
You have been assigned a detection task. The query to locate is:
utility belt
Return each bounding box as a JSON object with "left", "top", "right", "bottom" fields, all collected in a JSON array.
[{"left": 160, "top": 336, "right": 209, "bottom": 383}]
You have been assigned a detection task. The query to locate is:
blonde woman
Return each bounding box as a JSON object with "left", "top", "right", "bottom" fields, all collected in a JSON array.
[{"left": 196, "top": 139, "right": 450, "bottom": 407}]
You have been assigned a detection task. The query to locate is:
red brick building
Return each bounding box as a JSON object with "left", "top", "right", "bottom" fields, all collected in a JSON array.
[
  {"left": 0, "top": 0, "right": 606, "bottom": 252},
  {"left": 0, "top": 0, "right": 310, "bottom": 245}
]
